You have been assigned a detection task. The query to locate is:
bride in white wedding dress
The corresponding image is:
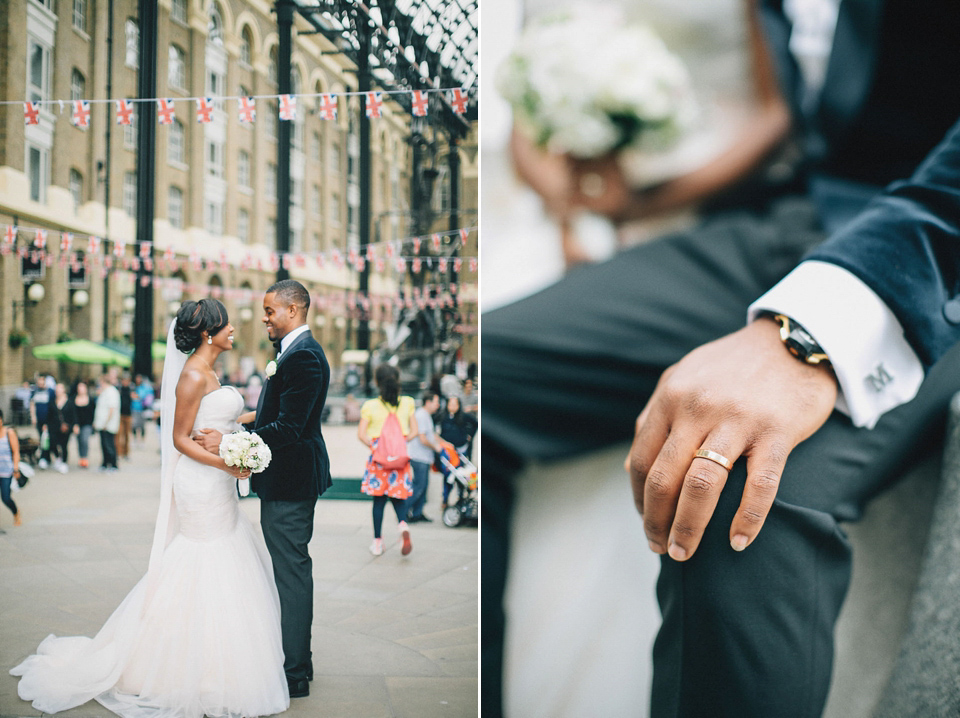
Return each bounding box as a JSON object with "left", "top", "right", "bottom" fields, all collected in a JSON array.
[{"left": 10, "top": 299, "right": 289, "bottom": 717}]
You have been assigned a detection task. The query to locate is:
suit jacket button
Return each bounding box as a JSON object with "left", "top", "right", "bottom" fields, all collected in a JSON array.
[{"left": 945, "top": 298, "right": 960, "bottom": 325}]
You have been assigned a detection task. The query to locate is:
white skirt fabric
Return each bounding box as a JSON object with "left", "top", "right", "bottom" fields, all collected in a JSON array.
[{"left": 10, "top": 442, "right": 289, "bottom": 717}]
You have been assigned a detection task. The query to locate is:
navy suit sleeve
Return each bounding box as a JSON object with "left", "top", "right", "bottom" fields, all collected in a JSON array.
[
  {"left": 253, "top": 349, "right": 323, "bottom": 449},
  {"left": 807, "top": 116, "right": 960, "bottom": 368}
]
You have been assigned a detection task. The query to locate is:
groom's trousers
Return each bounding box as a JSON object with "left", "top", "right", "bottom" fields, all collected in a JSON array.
[
  {"left": 481, "top": 196, "right": 960, "bottom": 717},
  {"left": 261, "top": 499, "right": 316, "bottom": 684}
]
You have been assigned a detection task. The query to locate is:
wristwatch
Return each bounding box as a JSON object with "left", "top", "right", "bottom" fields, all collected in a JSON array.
[{"left": 763, "top": 313, "right": 830, "bottom": 366}]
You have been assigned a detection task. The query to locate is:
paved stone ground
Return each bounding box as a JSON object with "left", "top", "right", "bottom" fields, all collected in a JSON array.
[{"left": 0, "top": 424, "right": 477, "bottom": 718}]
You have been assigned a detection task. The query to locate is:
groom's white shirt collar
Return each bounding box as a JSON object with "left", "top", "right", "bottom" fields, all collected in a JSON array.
[{"left": 278, "top": 324, "right": 310, "bottom": 357}]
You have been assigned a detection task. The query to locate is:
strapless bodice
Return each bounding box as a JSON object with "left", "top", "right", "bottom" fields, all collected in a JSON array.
[{"left": 192, "top": 386, "right": 244, "bottom": 435}]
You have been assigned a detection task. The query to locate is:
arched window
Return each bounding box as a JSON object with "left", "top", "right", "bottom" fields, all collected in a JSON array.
[
  {"left": 70, "top": 68, "right": 85, "bottom": 102},
  {"left": 269, "top": 46, "right": 278, "bottom": 85},
  {"left": 69, "top": 169, "right": 83, "bottom": 209},
  {"left": 168, "top": 45, "right": 186, "bottom": 90},
  {"left": 240, "top": 26, "right": 252, "bottom": 65},
  {"left": 171, "top": 0, "right": 187, "bottom": 24}
]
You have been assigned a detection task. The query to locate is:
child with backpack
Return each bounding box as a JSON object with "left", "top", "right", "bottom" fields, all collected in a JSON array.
[{"left": 358, "top": 364, "right": 419, "bottom": 557}]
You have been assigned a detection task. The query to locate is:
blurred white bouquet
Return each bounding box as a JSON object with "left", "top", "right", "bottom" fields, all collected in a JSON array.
[
  {"left": 220, "top": 431, "right": 272, "bottom": 496},
  {"left": 496, "top": 4, "right": 697, "bottom": 160}
]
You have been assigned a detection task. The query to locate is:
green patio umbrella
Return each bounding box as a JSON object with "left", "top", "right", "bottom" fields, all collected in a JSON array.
[
  {"left": 32, "top": 340, "right": 131, "bottom": 366},
  {"left": 103, "top": 341, "right": 168, "bottom": 362}
]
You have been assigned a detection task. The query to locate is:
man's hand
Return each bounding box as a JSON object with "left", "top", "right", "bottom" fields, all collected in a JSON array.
[
  {"left": 193, "top": 428, "right": 224, "bottom": 455},
  {"left": 627, "top": 318, "right": 838, "bottom": 561}
]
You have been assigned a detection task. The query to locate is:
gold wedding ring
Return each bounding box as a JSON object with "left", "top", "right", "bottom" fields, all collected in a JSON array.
[
  {"left": 580, "top": 172, "right": 605, "bottom": 198},
  {"left": 694, "top": 449, "right": 734, "bottom": 471}
]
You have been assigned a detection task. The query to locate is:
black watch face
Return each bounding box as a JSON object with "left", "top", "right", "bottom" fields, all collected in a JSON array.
[{"left": 785, "top": 334, "right": 814, "bottom": 360}]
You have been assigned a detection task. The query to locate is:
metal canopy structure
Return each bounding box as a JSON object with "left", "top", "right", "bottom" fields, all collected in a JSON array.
[{"left": 294, "top": 0, "right": 478, "bottom": 138}]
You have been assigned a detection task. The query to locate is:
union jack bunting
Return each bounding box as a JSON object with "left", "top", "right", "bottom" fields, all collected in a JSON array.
[
  {"left": 4, "top": 225, "right": 17, "bottom": 248},
  {"left": 60, "top": 232, "right": 73, "bottom": 252},
  {"left": 88, "top": 236, "right": 101, "bottom": 253},
  {"left": 116, "top": 99, "right": 134, "bottom": 125},
  {"left": 411, "top": 90, "right": 428, "bottom": 117},
  {"left": 282, "top": 253, "right": 292, "bottom": 270},
  {"left": 450, "top": 88, "right": 468, "bottom": 115},
  {"left": 279, "top": 94, "right": 296, "bottom": 121},
  {"left": 157, "top": 98, "right": 176, "bottom": 125},
  {"left": 196, "top": 97, "right": 214, "bottom": 124},
  {"left": 438, "top": 258, "right": 448, "bottom": 272},
  {"left": 319, "top": 94, "right": 337, "bottom": 121},
  {"left": 432, "top": 233, "right": 441, "bottom": 252},
  {"left": 139, "top": 241, "right": 152, "bottom": 258},
  {"left": 24, "top": 102, "right": 40, "bottom": 125},
  {"left": 164, "top": 246, "right": 175, "bottom": 262},
  {"left": 238, "top": 96, "right": 256, "bottom": 124},
  {"left": 72, "top": 100, "right": 91, "bottom": 128},
  {"left": 365, "top": 92, "right": 383, "bottom": 119},
  {"left": 459, "top": 228, "right": 468, "bottom": 245},
  {"left": 469, "top": 257, "right": 477, "bottom": 273},
  {"left": 412, "top": 258, "right": 422, "bottom": 273},
  {"left": 413, "top": 237, "right": 421, "bottom": 253},
  {"left": 454, "top": 257, "right": 462, "bottom": 272},
  {"left": 34, "top": 229, "right": 47, "bottom": 249},
  {"left": 113, "top": 239, "right": 126, "bottom": 257}
]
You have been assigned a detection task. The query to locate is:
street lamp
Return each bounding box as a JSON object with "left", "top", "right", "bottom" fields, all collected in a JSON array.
[
  {"left": 72, "top": 289, "right": 90, "bottom": 309},
  {"left": 167, "top": 300, "right": 181, "bottom": 316},
  {"left": 239, "top": 306, "right": 254, "bottom": 323}
]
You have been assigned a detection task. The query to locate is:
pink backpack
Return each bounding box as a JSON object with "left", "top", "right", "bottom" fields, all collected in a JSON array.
[{"left": 373, "top": 404, "right": 409, "bottom": 470}]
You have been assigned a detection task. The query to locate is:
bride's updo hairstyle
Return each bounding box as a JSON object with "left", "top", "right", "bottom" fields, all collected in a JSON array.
[{"left": 173, "top": 298, "right": 229, "bottom": 353}]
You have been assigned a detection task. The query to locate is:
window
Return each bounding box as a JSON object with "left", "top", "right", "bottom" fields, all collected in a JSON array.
[
  {"left": 168, "top": 186, "right": 184, "bottom": 228},
  {"left": 330, "top": 192, "right": 340, "bottom": 224},
  {"left": 123, "top": 172, "right": 137, "bottom": 217},
  {"left": 238, "top": 208, "right": 249, "bottom": 243},
  {"left": 331, "top": 142, "right": 341, "bottom": 174},
  {"left": 171, "top": 0, "right": 187, "bottom": 24},
  {"left": 266, "top": 163, "right": 277, "bottom": 201},
  {"left": 69, "top": 169, "right": 83, "bottom": 208},
  {"left": 124, "top": 105, "right": 138, "bottom": 149},
  {"left": 70, "top": 68, "right": 85, "bottom": 102},
  {"left": 205, "top": 201, "right": 223, "bottom": 235},
  {"left": 312, "top": 185, "right": 321, "bottom": 216},
  {"left": 238, "top": 150, "right": 250, "bottom": 188},
  {"left": 73, "top": 0, "right": 86, "bottom": 32},
  {"left": 27, "top": 146, "right": 47, "bottom": 203},
  {"left": 206, "top": 141, "right": 224, "bottom": 178},
  {"left": 268, "top": 47, "right": 278, "bottom": 85},
  {"left": 265, "top": 218, "right": 276, "bottom": 247},
  {"left": 240, "top": 27, "right": 252, "bottom": 65},
  {"left": 311, "top": 132, "right": 321, "bottom": 162},
  {"left": 168, "top": 45, "right": 186, "bottom": 91},
  {"left": 169, "top": 119, "right": 185, "bottom": 164},
  {"left": 28, "top": 38, "right": 51, "bottom": 103},
  {"left": 266, "top": 101, "right": 278, "bottom": 142},
  {"left": 125, "top": 19, "right": 139, "bottom": 69}
]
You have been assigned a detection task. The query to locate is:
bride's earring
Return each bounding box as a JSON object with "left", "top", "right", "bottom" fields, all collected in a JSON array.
[{"left": 207, "top": 336, "right": 213, "bottom": 344}]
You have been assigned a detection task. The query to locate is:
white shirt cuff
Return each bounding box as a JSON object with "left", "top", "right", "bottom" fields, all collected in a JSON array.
[{"left": 748, "top": 261, "right": 924, "bottom": 429}]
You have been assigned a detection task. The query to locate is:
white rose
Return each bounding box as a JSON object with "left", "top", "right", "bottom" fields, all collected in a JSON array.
[{"left": 265, "top": 360, "right": 277, "bottom": 378}]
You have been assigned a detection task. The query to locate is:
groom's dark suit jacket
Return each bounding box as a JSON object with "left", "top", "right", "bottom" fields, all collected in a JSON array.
[
  {"left": 249, "top": 329, "right": 331, "bottom": 500},
  {"left": 759, "top": 0, "right": 960, "bottom": 370}
]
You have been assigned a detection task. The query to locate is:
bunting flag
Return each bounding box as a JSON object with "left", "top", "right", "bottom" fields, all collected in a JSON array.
[
  {"left": 279, "top": 94, "right": 296, "bottom": 121},
  {"left": 24, "top": 101, "right": 40, "bottom": 125},
  {"left": 413, "top": 237, "right": 421, "bottom": 253},
  {"left": 157, "top": 98, "right": 176, "bottom": 125},
  {"left": 34, "top": 229, "right": 47, "bottom": 249},
  {"left": 139, "top": 241, "right": 152, "bottom": 258},
  {"left": 113, "top": 238, "right": 126, "bottom": 257},
  {"left": 412, "top": 258, "right": 422, "bottom": 273},
  {"left": 432, "top": 234, "right": 442, "bottom": 252},
  {"left": 115, "top": 99, "right": 134, "bottom": 125},
  {"left": 238, "top": 96, "right": 256, "bottom": 123},
  {"left": 5, "top": 225, "right": 17, "bottom": 247},
  {"left": 60, "top": 232, "right": 72, "bottom": 253},
  {"left": 469, "top": 257, "right": 478, "bottom": 273},
  {"left": 88, "top": 236, "right": 101, "bottom": 254},
  {"left": 72, "top": 100, "right": 91, "bottom": 128},
  {"left": 411, "top": 90, "right": 428, "bottom": 117},
  {"left": 454, "top": 257, "right": 462, "bottom": 272},
  {"left": 196, "top": 97, "right": 214, "bottom": 124},
  {"left": 450, "top": 88, "right": 468, "bottom": 115},
  {"left": 365, "top": 92, "right": 383, "bottom": 119},
  {"left": 319, "top": 94, "right": 337, "bottom": 121},
  {"left": 459, "top": 228, "right": 469, "bottom": 245}
]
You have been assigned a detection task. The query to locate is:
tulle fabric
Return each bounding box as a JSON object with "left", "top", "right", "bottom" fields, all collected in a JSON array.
[{"left": 10, "top": 386, "right": 289, "bottom": 717}]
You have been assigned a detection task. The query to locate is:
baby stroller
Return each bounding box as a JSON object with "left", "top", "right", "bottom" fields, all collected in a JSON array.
[{"left": 438, "top": 446, "right": 478, "bottom": 528}]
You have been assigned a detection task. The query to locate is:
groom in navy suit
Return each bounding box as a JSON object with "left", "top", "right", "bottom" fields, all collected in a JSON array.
[
  {"left": 197, "top": 279, "right": 330, "bottom": 699},
  {"left": 483, "top": 0, "right": 960, "bottom": 715}
]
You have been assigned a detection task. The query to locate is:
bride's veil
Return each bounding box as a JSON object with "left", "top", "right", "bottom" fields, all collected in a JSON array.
[{"left": 143, "top": 318, "right": 188, "bottom": 611}]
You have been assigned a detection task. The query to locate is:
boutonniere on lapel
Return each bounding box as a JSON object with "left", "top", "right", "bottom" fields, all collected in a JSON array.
[{"left": 265, "top": 360, "right": 277, "bottom": 379}]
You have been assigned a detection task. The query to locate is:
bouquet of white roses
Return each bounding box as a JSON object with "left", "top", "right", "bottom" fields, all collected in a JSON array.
[
  {"left": 496, "top": 4, "right": 697, "bottom": 161},
  {"left": 219, "top": 431, "right": 272, "bottom": 496}
]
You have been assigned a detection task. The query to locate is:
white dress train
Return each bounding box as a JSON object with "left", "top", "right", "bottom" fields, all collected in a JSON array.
[{"left": 10, "top": 386, "right": 289, "bottom": 718}]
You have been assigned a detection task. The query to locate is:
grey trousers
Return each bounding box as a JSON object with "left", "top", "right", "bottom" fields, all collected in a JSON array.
[
  {"left": 481, "top": 197, "right": 960, "bottom": 717},
  {"left": 261, "top": 498, "right": 316, "bottom": 683}
]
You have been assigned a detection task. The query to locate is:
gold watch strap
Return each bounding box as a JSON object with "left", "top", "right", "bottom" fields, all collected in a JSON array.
[{"left": 771, "top": 314, "right": 830, "bottom": 366}]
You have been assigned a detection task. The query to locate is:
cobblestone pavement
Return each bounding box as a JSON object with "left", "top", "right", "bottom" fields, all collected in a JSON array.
[{"left": 0, "top": 424, "right": 477, "bottom": 718}]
